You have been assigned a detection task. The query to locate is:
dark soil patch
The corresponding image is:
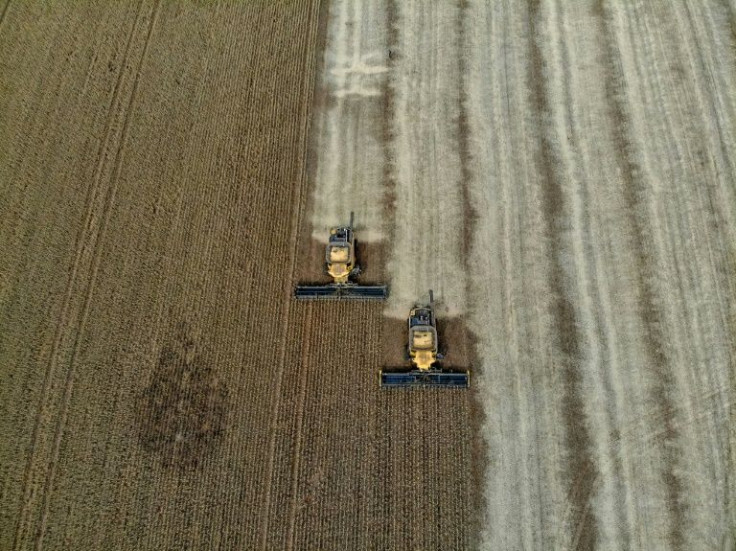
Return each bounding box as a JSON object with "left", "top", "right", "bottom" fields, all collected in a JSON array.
[{"left": 137, "top": 323, "right": 229, "bottom": 470}]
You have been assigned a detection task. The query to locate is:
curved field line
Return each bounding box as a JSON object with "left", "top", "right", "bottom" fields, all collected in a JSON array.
[
  {"left": 33, "top": 2, "right": 162, "bottom": 548},
  {"left": 258, "top": 2, "right": 322, "bottom": 548},
  {"left": 10, "top": 3, "right": 146, "bottom": 548},
  {"left": 0, "top": 0, "right": 10, "bottom": 30}
]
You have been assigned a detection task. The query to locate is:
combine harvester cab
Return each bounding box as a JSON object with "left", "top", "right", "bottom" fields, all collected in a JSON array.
[
  {"left": 294, "top": 212, "right": 388, "bottom": 301},
  {"left": 380, "top": 290, "right": 470, "bottom": 388}
]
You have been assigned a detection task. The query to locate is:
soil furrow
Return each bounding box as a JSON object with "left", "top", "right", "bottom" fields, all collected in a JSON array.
[
  {"left": 34, "top": 3, "right": 163, "bottom": 548},
  {"left": 10, "top": 4, "right": 147, "bottom": 549}
]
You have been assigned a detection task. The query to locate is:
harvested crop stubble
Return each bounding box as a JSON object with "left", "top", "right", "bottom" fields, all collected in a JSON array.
[
  {"left": 383, "top": 0, "right": 469, "bottom": 319},
  {"left": 464, "top": 0, "right": 736, "bottom": 548},
  {"left": 308, "top": 0, "right": 390, "bottom": 243}
]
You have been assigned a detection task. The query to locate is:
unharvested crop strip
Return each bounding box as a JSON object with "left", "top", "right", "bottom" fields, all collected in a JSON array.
[
  {"left": 11, "top": 3, "right": 147, "bottom": 548},
  {"left": 258, "top": 2, "right": 322, "bottom": 548},
  {"left": 34, "top": 2, "right": 162, "bottom": 548}
]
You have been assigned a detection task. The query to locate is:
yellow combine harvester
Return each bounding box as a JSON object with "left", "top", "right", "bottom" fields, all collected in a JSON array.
[
  {"left": 294, "top": 212, "right": 388, "bottom": 300},
  {"left": 380, "top": 290, "right": 469, "bottom": 388}
]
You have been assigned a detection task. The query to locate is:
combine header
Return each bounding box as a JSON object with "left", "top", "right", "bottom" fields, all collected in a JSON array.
[
  {"left": 294, "top": 212, "right": 388, "bottom": 301},
  {"left": 380, "top": 290, "right": 469, "bottom": 388}
]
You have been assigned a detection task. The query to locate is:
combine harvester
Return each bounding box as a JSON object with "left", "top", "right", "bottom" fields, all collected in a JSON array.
[
  {"left": 294, "top": 212, "right": 388, "bottom": 300},
  {"left": 380, "top": 290, "right": 470, "bottom": 388}
]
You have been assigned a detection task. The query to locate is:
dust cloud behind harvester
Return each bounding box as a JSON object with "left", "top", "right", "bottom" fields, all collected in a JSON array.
[
  {"left": 309, "top": 0, "right": 389, "bottom": 244},
  {"left": 382, "top": 1, "right": 468, "bottom": 319}
]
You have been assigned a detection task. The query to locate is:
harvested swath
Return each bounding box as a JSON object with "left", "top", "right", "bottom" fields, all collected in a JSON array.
[
  {"left": 462, "top": 0, "right": 736, "bottom": 548},
  {"left": 383, "top": 0, "right": 467, "bottom": 320},
  {"left": 307, "top": 0, "right": 390, "bottom": 243}
]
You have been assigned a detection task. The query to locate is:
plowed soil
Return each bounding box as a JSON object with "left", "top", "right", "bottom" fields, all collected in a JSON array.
[{"left": 0, "top": 1, "right": 480, "bottom": 550}]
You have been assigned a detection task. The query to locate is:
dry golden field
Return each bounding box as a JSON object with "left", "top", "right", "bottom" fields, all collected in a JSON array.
[
  {"left": 0, "top": 1, "right": 480, "bottom": 550},
  {"left": 4, "top": 0, "right": 735, "bottom": 550}
]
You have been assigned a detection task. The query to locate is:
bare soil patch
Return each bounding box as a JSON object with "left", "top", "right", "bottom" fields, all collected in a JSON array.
[{"left": 137, "top": 322, "right": 228, "bottom": 470}]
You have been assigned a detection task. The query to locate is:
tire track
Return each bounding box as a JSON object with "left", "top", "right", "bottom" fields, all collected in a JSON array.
[
  {"left": 258, "top": 2, "right": 322, "bottom": 547},
  {"left": 11, "top": 3, "right": 146, "bottom": 548},
  {"left": 285, "top": 302, "right": 313, "bottom": 551},
  {"left": 34, "top": 2, "right": 162, "bottom": 548}
]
